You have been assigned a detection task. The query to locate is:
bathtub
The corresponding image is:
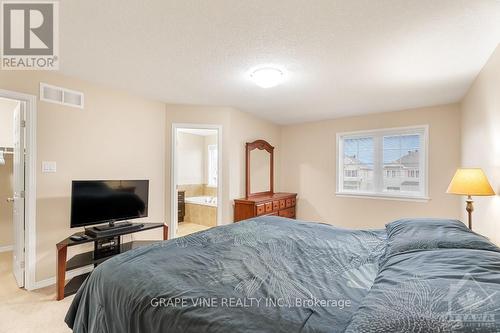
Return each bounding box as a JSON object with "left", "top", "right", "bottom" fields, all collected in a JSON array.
[
  {"left": 184, "top": 196, "right": 217, "bottom": 227},
  {"left": 185, "top": 196, "right": 217, "bottom": 207}
]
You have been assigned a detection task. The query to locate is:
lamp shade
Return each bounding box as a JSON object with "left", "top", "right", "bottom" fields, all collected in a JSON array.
[{"left": 447, "top": 168, "right": 495, "bottom": 196}]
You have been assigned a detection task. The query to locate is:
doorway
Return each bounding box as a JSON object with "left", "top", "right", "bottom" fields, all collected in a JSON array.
[
  {"left": 0, "top": 89, "right": 36, "bottom": 291},
  {"left": 0, "top": 97, "right": 24, "bottom": 288},
  {"left": 171, "top": 124, "right": 222, "bottom": 238}
]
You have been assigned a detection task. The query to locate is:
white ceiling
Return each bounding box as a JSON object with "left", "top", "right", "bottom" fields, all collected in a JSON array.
[{"left": 60, "top": 0, "right": 500, "bottom": 125}]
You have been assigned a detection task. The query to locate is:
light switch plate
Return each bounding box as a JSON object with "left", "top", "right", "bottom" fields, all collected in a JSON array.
[{"left": 42, "top": 161, "right": 57, "bottom": 173}]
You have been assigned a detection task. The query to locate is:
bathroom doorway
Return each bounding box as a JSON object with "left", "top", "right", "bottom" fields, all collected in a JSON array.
[{"left": 171, "top": 124, "right": 222, "bottom": 238}]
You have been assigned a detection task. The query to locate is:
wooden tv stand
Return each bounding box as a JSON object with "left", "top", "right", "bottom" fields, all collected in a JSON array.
[{"left": 56, "top": 223, "right": 168, "bottom": 300}]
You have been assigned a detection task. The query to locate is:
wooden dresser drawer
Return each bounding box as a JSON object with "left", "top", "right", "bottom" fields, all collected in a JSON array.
[
  {"left": 233, "top": 193, "right": 297, "bottom": 222},
  {"left": 278, "top": 207, "right": 295, "bottom": 218},
  {"left": 256, "top": 204, "right": 265, "bottom": 216}
]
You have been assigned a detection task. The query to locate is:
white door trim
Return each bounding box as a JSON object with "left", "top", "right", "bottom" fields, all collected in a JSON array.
[
  {"left": 171, "top": 123, "right": 223, "bottom": 238},
  {"left": 0, "top": 89, "right": 37, "bottom": 291}
]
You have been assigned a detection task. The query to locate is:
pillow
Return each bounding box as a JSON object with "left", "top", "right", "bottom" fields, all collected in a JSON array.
[{"left": 384, "top": 218, "right": 499, "bottom": 258}]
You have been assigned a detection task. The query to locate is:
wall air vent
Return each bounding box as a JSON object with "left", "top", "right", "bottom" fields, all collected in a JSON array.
[{"left": 40, "top": 83, "right": 84, "bottom": 109}]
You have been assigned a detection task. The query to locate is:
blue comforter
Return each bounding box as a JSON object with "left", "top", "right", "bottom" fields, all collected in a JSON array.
[
  {"left": 345, "top": 219, "right": 500, "bottom": 332},
  {"left": 66, "top": 217, "right": 500, "bottom": 332}
]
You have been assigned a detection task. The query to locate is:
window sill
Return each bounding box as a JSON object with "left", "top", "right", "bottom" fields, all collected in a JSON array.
[{"left": 335, "top": 192, "right": 430, "bottom": 202}]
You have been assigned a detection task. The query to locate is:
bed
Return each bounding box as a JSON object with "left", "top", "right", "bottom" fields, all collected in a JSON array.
[{"left": 65, "top": 217, "right": 500, "bottom": 332}]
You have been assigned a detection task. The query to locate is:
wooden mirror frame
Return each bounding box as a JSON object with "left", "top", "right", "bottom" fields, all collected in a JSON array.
[{"left": 246, "top": 139, "right": 274, "bottom": 198}]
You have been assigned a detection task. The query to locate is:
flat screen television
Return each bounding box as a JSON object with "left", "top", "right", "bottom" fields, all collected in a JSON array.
[{"left": 71, "top": 180, "right": 149, "bottom": 228}]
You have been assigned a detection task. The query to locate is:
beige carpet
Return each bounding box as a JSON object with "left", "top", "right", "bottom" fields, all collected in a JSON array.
[{"left": 0, "top": 251, "right": 73, "bottom": 333}]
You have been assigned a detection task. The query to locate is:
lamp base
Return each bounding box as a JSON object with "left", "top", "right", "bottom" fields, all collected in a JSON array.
[{"left": 466, "top": 195, "right": 474, "bottom": 230}]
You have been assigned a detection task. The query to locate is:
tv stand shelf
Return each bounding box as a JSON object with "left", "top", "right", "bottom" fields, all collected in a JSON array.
[{"left": 56, "top": 223, "right": 168, "bottom": 300}]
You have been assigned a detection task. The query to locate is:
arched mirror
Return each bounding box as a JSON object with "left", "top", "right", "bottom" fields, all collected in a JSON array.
[{"left": 246, "top": 140, "right": 274, "bottom": 198}]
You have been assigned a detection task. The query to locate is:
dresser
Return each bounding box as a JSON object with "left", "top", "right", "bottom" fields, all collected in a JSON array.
[
  {"left": 234, "top": 192, "right": 297, "bottom": 222},
  {"left": 234, "top": 139, "right": 298, "bottom": 222}
]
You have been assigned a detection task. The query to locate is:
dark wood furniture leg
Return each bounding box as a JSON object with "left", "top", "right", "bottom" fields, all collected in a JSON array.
[
  {"left": 56, "top": 243, "right": 68, "bottom": 301},
  {"left": 163, "top": 224, "right": 169, "bottom": 240},
  {"left": 57, "top": 223, "right": 166, "bottom": 300}
]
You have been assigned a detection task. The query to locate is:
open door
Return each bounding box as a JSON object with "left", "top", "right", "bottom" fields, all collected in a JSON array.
[{"left": 12, "top": 101, "right": 25, "bottom": 288}]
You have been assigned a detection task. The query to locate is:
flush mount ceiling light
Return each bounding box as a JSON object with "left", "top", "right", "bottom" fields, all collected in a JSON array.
[{"left": 250, "top": 67, "right": 284, "bottom": 88}]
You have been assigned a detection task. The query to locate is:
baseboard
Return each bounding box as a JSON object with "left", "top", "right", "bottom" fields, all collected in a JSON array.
[
  {"left": 0, "top": 245, "right": 13, "bottom": 253},
  {"left": 33, "top": 265, "right": 94, "bottom": 290}
]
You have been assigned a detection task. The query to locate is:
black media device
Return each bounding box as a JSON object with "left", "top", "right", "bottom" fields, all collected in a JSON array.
[
  {"left": 94, "top": 236, "right": 120, "bottom": 260},
  {"left": 70, "top": 180, "right": 149, "bottom": 237}
]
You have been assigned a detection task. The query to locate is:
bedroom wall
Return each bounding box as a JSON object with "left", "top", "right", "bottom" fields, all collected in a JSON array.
[
  {"left": 280, "top": 104, "right": 462, "bottom": 229},
  {"left": 0, "top": 71, "right": 166, "bottom": 283},
  {"left": 228, "top": 109, "right": 282, "bottom": 209},
  {"left": 460, "top": 45, "right": 500, "bottom": 244},
  {"left": 165, "top": 104, "right": 281, "bottom": 224}
]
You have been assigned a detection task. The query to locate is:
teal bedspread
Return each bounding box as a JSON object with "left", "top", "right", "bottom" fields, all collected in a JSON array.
[{"left": 66, "top": 217, "right": 500, "bottom": 333}]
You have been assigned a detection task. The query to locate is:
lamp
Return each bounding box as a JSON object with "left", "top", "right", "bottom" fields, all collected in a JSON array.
[{"left": 446, "top": 168, "right": 495, "bottom": 229}]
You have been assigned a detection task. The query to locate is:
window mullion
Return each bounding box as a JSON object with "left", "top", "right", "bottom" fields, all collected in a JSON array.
[{"left": 374, "top": 134, "right": 383, "bottom": 194}]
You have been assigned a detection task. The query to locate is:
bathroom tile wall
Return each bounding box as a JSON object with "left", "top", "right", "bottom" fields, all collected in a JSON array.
[{"left": 178, "top": 184, "right": 204, "bottom": 197}]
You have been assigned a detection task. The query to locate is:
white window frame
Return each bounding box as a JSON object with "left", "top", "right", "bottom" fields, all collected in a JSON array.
[
  {"left": 336, "top": 125, "right": 430, "bottom": 202},
  {"left": 207, "top": 144, "right": 218, "bottom": 187}
]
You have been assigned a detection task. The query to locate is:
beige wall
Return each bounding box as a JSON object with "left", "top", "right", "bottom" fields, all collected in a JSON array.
[
  {"left": 165, "top": 104, "right": 281, "bottom": 225},
  {"left": 0, "top": 71, "right": 166, "bottom": 282},
  {"left": 461, "top": 45, "right": 500, "bottom": 244},
  {"left": 0, "top": 155, "right": 13, "bottom": 248},
  {"left": 228, "top": 109, "right": 282, "bottom": 206},
  {"left": 0, "top": 98, "right": 17, "bottom": 148},
  {"left": 280, "top": 104, "right": 462, "bottom": 229},
  {"left": 177, "top": 132, "right": 204, "bottom": 185}
]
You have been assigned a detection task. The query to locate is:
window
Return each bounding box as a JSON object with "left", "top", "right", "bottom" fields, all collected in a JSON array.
[
  {"left": 207, "top": 144, "right": 218, "bottom": 187},
  {"left": 337, "top": 126, "right": 428, "bottom": 200}
]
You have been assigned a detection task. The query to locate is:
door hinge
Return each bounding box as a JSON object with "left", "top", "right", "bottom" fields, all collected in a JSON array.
[
  {"left": 20, "top": 120, "right": 26, "bottom": 128},
  {"left": 20, "top": 190, "right": 25, "bottom": 199},
  {"left": 20, "top": 261, "right": 25, "bottom": 269}
]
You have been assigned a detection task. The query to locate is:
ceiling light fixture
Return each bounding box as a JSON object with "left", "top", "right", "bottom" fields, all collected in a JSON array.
[{"left": 250, "top": 67, "right": 284, "bottom": 88}]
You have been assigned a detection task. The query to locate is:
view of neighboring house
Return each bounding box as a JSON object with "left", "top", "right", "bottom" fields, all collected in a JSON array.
[
  {"left": 343, "top": 150, "right": 420, "bottom": 193},
  {"left": 384, "top": 150, "right": 420, "bottom": 192},
  {"left": 343, "top": 155, "right": 374, "bottom": 192}
]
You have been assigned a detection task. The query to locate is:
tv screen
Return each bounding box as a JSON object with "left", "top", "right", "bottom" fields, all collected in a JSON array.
[{"left": 71, "top": 180, "right": 149, "bottom": 228}]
